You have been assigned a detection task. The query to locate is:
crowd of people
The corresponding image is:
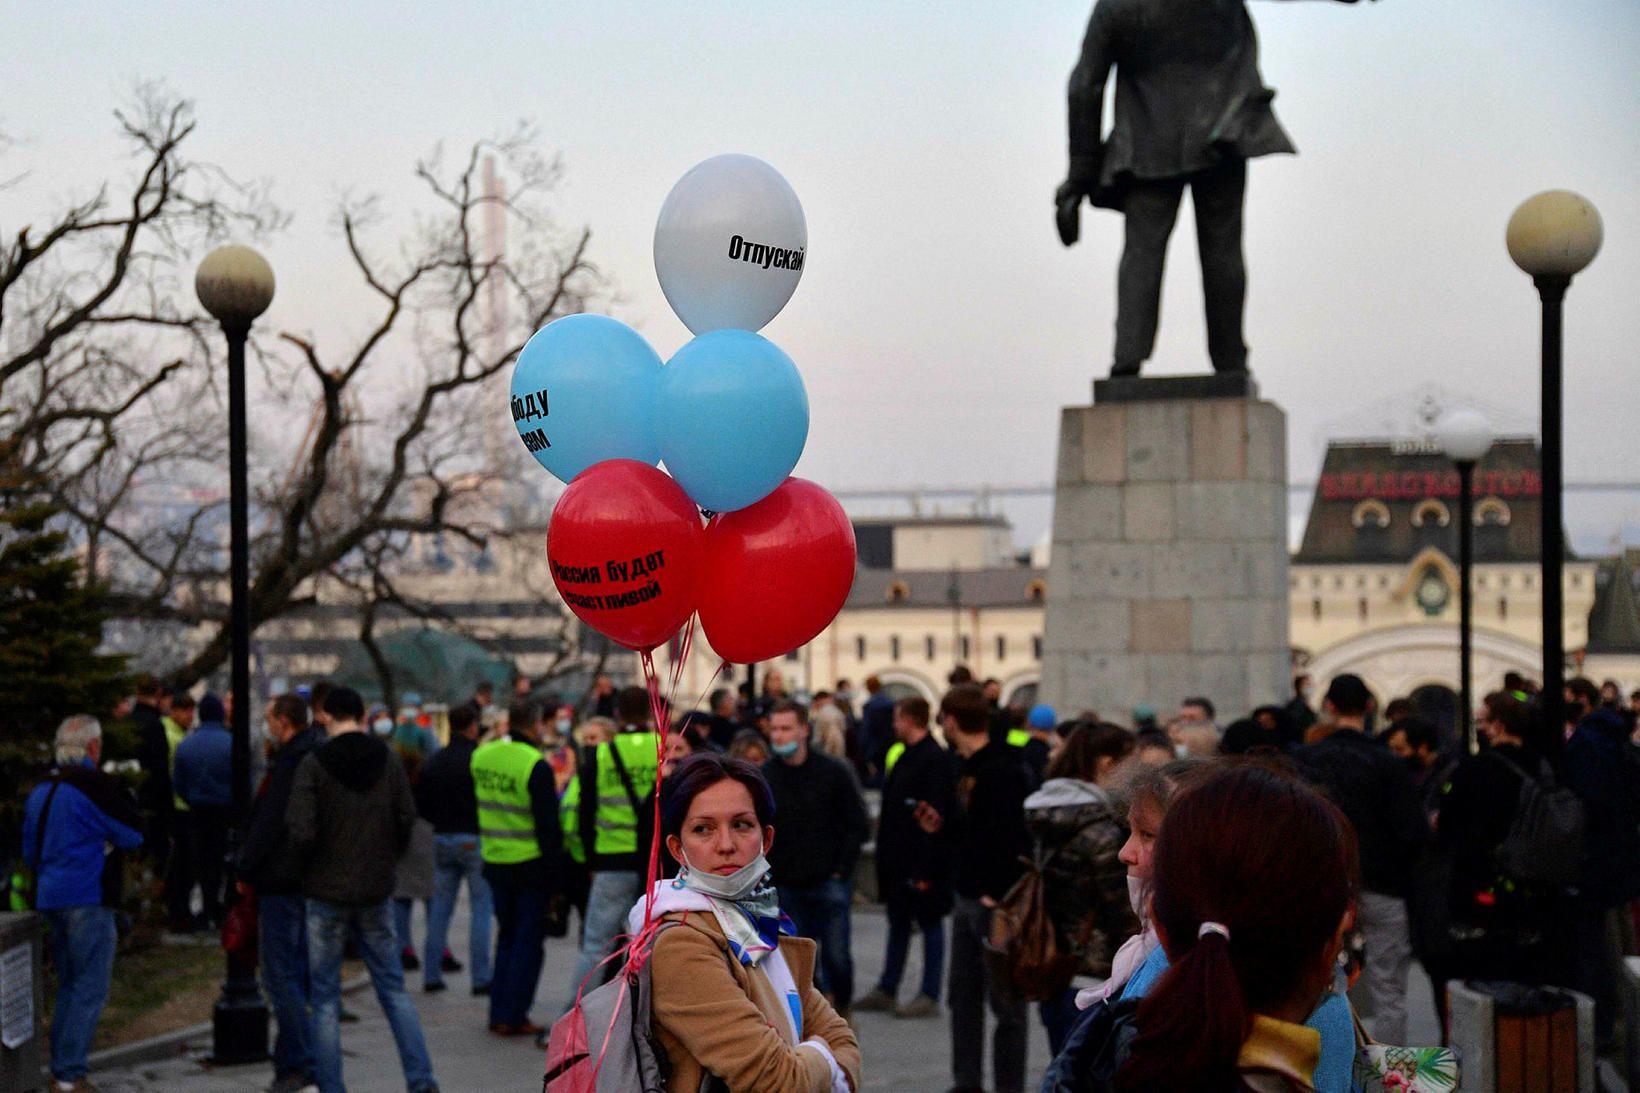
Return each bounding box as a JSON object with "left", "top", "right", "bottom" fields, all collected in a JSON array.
[{"left": 18, "top": 660, "right": 1640, "bottom": 1092}]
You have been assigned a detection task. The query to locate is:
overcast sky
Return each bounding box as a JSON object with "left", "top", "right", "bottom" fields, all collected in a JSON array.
[{"left": 6, "top": 0, "right": 1638, "bottom": 550}]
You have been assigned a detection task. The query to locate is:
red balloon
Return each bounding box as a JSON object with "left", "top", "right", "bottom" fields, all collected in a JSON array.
[
  {"left": 698, "top": 478, "right": 857, "bottom": 664},
  {"left": 547, "top": 460, "right": 704, "bottom": 652}
]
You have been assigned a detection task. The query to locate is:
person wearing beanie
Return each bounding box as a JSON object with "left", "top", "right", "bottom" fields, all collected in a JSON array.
[
  {"left": 173, "top": 692, "right": 233, "bottom": 928},
  {"left": 1019, "top": 703, "right": 1057, "bottom": 785}
]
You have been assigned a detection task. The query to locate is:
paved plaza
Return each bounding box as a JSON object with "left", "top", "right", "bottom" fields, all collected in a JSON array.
[{"left": 92, "top": 898, "right": 1437, "bottom": 1092}]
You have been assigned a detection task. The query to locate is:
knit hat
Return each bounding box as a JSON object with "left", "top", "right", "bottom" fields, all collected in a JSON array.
[
  {"left": 1027, "top": 703, "right": 1057, "bottom": 730},
  {"left": 198, "top": 693, "right": 226, "bottom": 723}
]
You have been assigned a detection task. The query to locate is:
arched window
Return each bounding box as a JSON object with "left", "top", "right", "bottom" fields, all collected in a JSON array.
[
  {"left": 925, "top": 635, "right": 935, "bottom": 661},
  {"left": 890, "top": 635, "right": 901, "bottom": 662},
  {"left": 995, "top": 635, "right": 1006, "bottom": 661},
  {"left": 1412, "top": 499, "right": 1450, "bottom": 528},
  {"left": 1474, "top": 497, "right": 1511, "bottom": 526},
  {"left": 1351, "top": 499, "right": 1390, "bottom": 529},
  {"left": 855, "top": 636, "right": 866, "bottom": 661},
  {"left": 887, "top": 580, "right": 909, "bottom": 604},
  {"left": 1026, "top": 579, "right": 1047, "bottom": 604}
]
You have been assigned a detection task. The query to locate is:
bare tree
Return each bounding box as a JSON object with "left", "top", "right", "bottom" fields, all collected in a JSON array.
[{"left": 2, "top": 91, "right": 602, "bottom": 687}]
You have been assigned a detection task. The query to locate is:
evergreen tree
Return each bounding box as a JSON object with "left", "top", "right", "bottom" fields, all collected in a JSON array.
[{"left": 0, "top": 459, "right": 129, "bottom": 850}]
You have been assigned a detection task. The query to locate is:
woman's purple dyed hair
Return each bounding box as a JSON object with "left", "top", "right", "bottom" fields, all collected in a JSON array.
[{"left": 660, "top": 751, "right": 776, "bottom": 840}]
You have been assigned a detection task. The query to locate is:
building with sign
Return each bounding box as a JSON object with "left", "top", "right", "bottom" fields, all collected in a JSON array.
[{"left": 655, "top": 438, "right": 1640, "bottom": 734}]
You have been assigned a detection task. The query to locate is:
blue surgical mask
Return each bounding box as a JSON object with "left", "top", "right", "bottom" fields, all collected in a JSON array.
[
  {"left": 770, "top": 740, "right": 800, "bottom": 758},
  {"left": 372, "top": 717, "right": 393, "bottom": 735}
]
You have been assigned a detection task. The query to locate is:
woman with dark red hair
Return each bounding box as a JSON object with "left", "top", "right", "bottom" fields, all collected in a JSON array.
[{"left": 1046, "top": 762, "right": 1359, "bottom": 1092}]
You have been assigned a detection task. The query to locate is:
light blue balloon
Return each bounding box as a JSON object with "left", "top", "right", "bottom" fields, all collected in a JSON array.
[
  {"left": 510, "top": 314, "right": 662, "bottom": 483},
  {"left": 657, "top": 330, "right": 809, "bottom": 512}
]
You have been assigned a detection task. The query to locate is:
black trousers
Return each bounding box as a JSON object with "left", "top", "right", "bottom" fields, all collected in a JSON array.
[
  {"left": 1114, "top": 158, "right": 1248, "bottom": 374},
  {"left": 190, "top": 805, "right": 231, "bottom": 927}
]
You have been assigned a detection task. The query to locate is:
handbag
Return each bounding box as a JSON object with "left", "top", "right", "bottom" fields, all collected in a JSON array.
[
  {"left": 1351, "top": 1005, "right": 1459, "bottom": 1092},
  {"left": 221, "top": 885, "right": 259, "bottom": 961}
]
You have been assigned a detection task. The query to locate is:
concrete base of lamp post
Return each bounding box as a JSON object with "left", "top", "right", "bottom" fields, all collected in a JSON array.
[{"left": 1040, "top": 395, "right": 1290, "bottom": 720}]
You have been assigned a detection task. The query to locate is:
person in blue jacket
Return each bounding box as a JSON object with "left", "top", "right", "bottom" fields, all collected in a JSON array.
[
  {"left": 173, "top": 692, "right": 233, "bottom": 928},
  {"left": 23, "top": 715, "right": 144, "bottom": 1092}
]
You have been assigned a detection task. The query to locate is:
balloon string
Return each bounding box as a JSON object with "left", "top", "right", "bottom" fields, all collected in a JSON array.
[{"left": 630, "top": 614, "right": 699, "bottom": 961}]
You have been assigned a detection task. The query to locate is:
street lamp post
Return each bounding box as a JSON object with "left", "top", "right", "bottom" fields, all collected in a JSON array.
[
  {"left": 196, "top": 245, "right": 275, "bottom": 1065},
  {"left": 1506, "top": 191, "right": 1602, "bottom": 732},
  {"left": 1436, "top": 409, "right": 1493, "bottom": 754}
]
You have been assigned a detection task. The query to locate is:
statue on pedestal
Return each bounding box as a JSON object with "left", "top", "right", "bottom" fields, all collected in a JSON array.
[{"left": 1056, "top": 0, "right": 1368, "bottom": 381}]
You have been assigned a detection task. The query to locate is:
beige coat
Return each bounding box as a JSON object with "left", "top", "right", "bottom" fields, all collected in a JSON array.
[{"left": 650, "top": 910, "right": 860, "bottom": 1093}]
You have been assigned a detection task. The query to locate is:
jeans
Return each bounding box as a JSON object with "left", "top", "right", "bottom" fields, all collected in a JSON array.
[
  {"left": 1354, "top": 890, "right": 1411, "bottom": 1044},
  {"left": 568, "top": 870, "right": 641, "bottom": 1010},
  {"left": 44, "top": 905, "right": 117, "bottom": 1082},
  {"left": 307, "top": 898, "right": 437, "bottom": 1093},
  {"left": 425, "top": 834, "right": 492, "bottom": 989},
  {"left": 259, "top": 893, "right": 312, "bottom": 1082},
  {"left": 949, "top": 896, "right": 1026, "bottom": 1093},
  {"left": 487, "top": 872, "right": 548, "bottom": 1027},
  {"left": 779, "top": 877, "right": 855, "bottom": 1009},
  {"left": 392, "top": 897, "right": 431, "bottom": 956},
  {"left": 877, "top": 904, "right": 945, "bottom": 1000}
]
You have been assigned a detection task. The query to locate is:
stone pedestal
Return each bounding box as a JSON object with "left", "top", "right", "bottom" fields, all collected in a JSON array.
[{"left": 1040, "top": 397, "right": 1290, "bottom": 720}]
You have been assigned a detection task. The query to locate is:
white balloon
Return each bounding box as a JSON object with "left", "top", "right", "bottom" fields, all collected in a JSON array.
[{"left": 654, "top": 154, "right": 807, "bottom": 334}]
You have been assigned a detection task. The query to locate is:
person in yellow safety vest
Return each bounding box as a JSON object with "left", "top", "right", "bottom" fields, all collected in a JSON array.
[
  {"left": 564, "top": 685, "right": 659, "bottom": 1011},
  {"left": 470, "top": 699, "right": 562, "bottom": 1037},
  {"left": 162, "top": 691, "right": 199, "bottom": 931}
]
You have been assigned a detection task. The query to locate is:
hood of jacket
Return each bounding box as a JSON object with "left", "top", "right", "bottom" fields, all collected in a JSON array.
[
  {"left": 1025, "top": 777, "right": 1117, "bottom": 844},
  {"left": 1026, "top": 776, "right": 1109, "bottom": 812},
  {"left": 315, "top": 731, "right": 390, "bottom": 792}
]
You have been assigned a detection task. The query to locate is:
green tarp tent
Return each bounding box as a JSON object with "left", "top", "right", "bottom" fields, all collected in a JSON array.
[{"left": 329, "top": 628, "right": 513, "bottom": 707}]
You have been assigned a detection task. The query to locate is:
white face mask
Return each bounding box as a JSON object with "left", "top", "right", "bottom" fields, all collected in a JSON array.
[
  {"left": 680, "top": 850, "right": 771, "bottom": 902},
  {"left": 372, "top": 717, "right": 393, "bottom": 735},
  {"left": 1127, "top": 874, "right": 1147, "bottom": 918}
]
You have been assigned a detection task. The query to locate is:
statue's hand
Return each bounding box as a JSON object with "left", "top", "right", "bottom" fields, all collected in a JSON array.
[
  {"left": 1055, "top": 181, "right": 1085, "bottom": 247},
  {"left": 1055, "top": 179, "right": 1089, "bottom": 207}
]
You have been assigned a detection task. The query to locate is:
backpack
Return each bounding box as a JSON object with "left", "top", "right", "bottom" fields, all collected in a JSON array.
[
  {"left": 9, "top": 779, "right": 63, "bottom": 911},
  {"left": 985, "top": 845, "right": 1086, "bottom": 1002},
  {"left": 543, "top": 921, "right": 733, "bottom": 1093},
  {"left": 544, "top": 923, "right": 674, "bottom": 1093},
  {"left": 1493, "top": 753, "right": 1585, "bottom": 888}
]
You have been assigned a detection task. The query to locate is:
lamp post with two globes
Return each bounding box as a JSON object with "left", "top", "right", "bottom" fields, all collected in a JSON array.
[
  {"left": 1506, "top": 191, "right": 1602, "bottom": 730},
  {"left": 1435, "top": 409, "right": 1494, "bottom": 754},
  {"left": 195, "top": 244, "right": 275, "bottom": 1064}
]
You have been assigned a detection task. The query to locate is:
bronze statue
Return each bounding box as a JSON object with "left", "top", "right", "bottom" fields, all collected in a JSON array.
[{"left": 1057, "top": 0, "right": 1367, "bottom": 379}]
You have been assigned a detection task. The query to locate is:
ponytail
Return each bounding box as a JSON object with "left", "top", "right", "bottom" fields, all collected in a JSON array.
[{"left": 1115, "top": 930, "right": 1249, "bottom": 1092}]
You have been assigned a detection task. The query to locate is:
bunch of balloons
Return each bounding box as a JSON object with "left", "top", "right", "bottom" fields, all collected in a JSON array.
[{"left": 512, "top": 154, "right": 857, "bottom": 664}]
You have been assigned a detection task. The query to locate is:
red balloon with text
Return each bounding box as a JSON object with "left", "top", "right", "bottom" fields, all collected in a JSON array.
[
  {"left": 698, "top": 478, "right": 857, "bottom": 664},
  {"left": 547, "top": 460, "right": 705, "bottom": 651}
]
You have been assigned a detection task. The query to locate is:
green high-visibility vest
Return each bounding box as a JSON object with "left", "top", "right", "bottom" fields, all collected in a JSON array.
[
  {"left": 164, "top": 716, "right": 190, "bottom": 813},
  {"left": 1006, "top": 728, "right": 1031, "bottom": 749},
  {"left": 578, "top": 732, "right": 658, "bottom": 862},
  {"left": 470, "top": 739, "right": 544, "bottom": 865},
  {"left": 561, "top": 777, "right": 585, "bottom": 864},
  {"left": 884, "top": 741, "right": 906, "bottom": 774}
]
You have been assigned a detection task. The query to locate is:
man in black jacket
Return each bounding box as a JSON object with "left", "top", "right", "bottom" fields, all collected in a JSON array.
[
  {"left": 1298, "top": 673, "right": 1425, "bottom": 1044},
  {"left": 856, "top": 695, "right": 957, "bottom": 1018},
  {"left": 936, "top": 683, "right": 1032, "bottom": 1093},
  {"left": 238, "top": 693, "right": 322, "bottom": 1093},
  {"left": 287, "top": 687, "right": 439, "bottom": 1093},
  {"left": 763, "top": 700, "right": 869, "bottom": 1014},
  {"left": 415, "top": 704, "right": 492, "bottom": 995}
]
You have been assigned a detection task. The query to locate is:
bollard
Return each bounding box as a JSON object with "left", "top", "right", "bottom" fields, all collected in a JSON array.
[
  {"left": 0, "top": 913, "right": 44, "bottom": 1093},
  {"left": 1448, "top": 980, "right": 1593, "bottom": 1092}
]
